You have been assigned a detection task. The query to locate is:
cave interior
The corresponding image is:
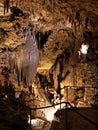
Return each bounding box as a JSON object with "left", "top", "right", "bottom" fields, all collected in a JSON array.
[{"left": 0, "top": 0, "right": 98, "bottom": 130}]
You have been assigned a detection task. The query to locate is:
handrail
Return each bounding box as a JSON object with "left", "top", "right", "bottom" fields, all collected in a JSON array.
[
  {"left": 61, "top": 86, "right": 97, "bottom": 90},
  {"left": 30, "top": 101, "right": 66, "bottom": 110},
  {"left": 28, "top": 101, "right": 98, "bottom": 130},
  {"left": 10, "top": 94, "right": 97, "bottom": 129},
  {"left": 67, "top": 102, "right": 98, "bottom": 127},
  {"left": 29, "top": 101, "right": 98, "bottom": 126}
]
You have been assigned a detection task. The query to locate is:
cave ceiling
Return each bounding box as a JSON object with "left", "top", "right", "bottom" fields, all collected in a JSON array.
[{"left": 0, "top": 0, "right": 98, "bottom": 89}]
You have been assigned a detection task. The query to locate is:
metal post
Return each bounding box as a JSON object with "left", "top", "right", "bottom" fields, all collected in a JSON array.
[
  {"left": 30, "top": 109, "right": 32, "bottom": 130},
  {"left": 65, "top": 102, "right": 68, "bottom": 130},
  {"left": 60, "top": 94, "right": 61, "bottom": 111},
  {"left": 66, "top": 86, "right": 68, "bottom": 103},
  {"left": 65, "top": 86, "right": 68, "bottom": 130}
]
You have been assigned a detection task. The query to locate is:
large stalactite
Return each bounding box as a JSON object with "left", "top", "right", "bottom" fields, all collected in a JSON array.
[{"left": 9, "top": 28, "right": 39, "bottom": 87}]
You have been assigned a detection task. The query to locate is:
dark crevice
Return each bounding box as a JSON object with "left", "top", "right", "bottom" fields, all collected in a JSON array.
[{"left": 36, "top": 30, "right": 52, "bottom": 49}]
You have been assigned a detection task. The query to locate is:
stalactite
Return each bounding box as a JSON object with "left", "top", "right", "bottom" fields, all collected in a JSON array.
[
  {"left": 4, "top": 0, "right": 10, "bottom": 14},
  {"left": 21, "top": 29, "right": 39, "bottom": 86},
  {"left": 9, "top": 28, "right": 39, "bottom": 87},
  {"left": 9, "top": 51, "right": 15, "bottom": 73}
]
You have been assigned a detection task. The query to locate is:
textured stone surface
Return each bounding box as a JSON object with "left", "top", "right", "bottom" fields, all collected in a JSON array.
[{"left": 0, "top": 0, "right": 98, "bottom": 129}]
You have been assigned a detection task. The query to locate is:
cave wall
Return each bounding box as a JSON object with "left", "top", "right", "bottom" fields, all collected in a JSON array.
[{"left": 0, "top": 1, "right": 98, "bottom": 129}]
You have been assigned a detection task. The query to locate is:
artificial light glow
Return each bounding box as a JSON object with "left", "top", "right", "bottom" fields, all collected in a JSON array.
[
  {"left": 45, "top": 108, "right": 57, "bottom": 121},
  {"left": 28, "top": 116, "right": 44, "bottom": 126},
  {"left": 28, "top": 118, "right": 38, "bottom": 125},
  {"left": 80, "top": 43, "right": 89, "bottom": 54},
  {"left": 45, "top": 104, "right": 63, "bottom": 121}
]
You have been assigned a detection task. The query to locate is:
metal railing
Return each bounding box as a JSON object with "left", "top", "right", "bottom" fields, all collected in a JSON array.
[
  {"left": 0, "top": 86, "right": 97, "bottom": 130},
  {"left": 61, "top": 86, "right": 98, "bottom": 105},
  {"left": 29, "top": 101, "right": 98, "bottom": 130}
]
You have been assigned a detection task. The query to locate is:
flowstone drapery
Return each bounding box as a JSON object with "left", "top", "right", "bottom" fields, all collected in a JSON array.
[{"left": 9, "top": 28, "right": 39, "bottom": 87}]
